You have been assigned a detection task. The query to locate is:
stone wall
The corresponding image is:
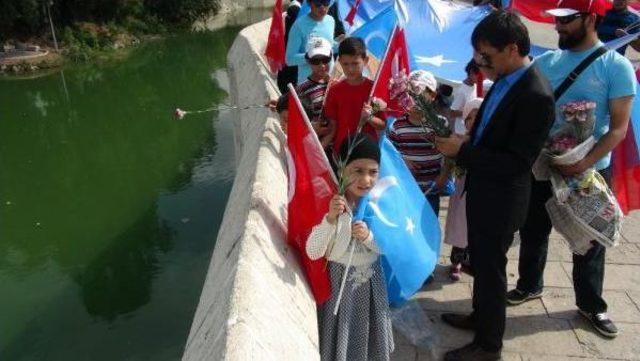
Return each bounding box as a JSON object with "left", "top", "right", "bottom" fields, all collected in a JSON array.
[
  {"left": 193, "top": 0, "right": 275, "bottom": 31},
  {"left": 181, "top": 19, "right": 320, "bottom": 361}
]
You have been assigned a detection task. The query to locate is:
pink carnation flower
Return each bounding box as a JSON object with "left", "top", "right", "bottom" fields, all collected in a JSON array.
[{"left": 174, "top": 108, "right": 187, "bottom": 120}]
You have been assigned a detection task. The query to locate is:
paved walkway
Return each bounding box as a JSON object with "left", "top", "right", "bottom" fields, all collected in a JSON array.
[{"left": 392, "top": 200, "right": 640, "bottom": 361}]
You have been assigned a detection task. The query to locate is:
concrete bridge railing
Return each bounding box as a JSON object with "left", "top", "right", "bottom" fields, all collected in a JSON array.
[{"left": 182, "top": 19, "right": 320, "bottom": 361}]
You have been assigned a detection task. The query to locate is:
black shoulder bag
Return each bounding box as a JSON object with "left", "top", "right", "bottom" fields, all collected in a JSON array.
[{"left": 553, "top": 46, "right": 608, "bottom": 100}]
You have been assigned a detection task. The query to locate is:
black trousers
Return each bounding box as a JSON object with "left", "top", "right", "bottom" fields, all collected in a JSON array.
[
  {"left": 516, "top": 168, "right": 610, "bottom": 314},
  {"left": 468, "top": 226, "right": 515, "bottom": 352}
]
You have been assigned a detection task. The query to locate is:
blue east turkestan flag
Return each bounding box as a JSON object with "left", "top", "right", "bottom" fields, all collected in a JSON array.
[
  {"left": 340, "top": 0, "right": 551, "bottom": 83},
  {"left": 354, "top": 118, "right": 441, "bottom": 307},
  {"left": 350, "top": 5, "right": 397, "bottom": 59},
  {"left": 337, "top": 0, "right": 394, "bottom": 31}
]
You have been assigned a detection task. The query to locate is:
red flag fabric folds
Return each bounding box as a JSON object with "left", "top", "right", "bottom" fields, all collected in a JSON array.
[
  {"left": 370, "top": 26, "right": 411, "bottom": 114},
  {"left": 510, "top": 0, "right": 611, "bottom": 24},
  {"left": 510, "top": 0, "right": 558, "bottom": 23},
  {"left": 612, "top": 126, "right": 640, "bottom": 214},
  {"left": 611, "top": 68, "right": 640, "bottom": 214},
  {"left": 265, "top": 0, "right": 286, "bottom": 73},
  {"left": 287, "top": 85, "right": 336, "bottom": 304}
]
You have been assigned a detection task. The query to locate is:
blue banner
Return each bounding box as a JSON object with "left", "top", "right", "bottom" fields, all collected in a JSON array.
[{"left": 356, "top": 118, "right": 441, "bottom": 307}]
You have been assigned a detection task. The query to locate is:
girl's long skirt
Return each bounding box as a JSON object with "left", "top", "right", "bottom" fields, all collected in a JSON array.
[
  {"left": 317, "top": 260, "right": 394, "bottom": 361},
  {"left": 444, "top": 175, "right": 468, "bottom": 249}
]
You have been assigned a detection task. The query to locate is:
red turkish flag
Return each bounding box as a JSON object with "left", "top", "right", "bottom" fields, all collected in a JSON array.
[
  {"left": 286, "top": 85, "right": 336, "bottom": 304},
  {"left": 510, "top": 0, "right": 611, "bottom": 24},
  {"left": 265, "top": 0, "right": 286, "bottom": 73},
  {"left": 611, "top": 68, "right": 640, "bottom": 214},
  {"left": 370, "top": 26, "right": 411, "bottom": 114},
  {"left": 612, "top": 126, "right": 640, "bottom": 214},
  {"left": 345, "top": 0, "right": 362, "bottom": 26}
]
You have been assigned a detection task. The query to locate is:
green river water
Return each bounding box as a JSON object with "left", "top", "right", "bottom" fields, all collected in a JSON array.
[{"left": 0, "top": 28, "right": 243, "bottom": 360}]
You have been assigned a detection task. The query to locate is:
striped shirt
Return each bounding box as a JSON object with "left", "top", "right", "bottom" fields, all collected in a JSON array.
[
  {"left": 388, "top": 115, "right": 444, "bottom": 192},
  {"left": 297, "top": 77, "right": 328, "bottom": 125}
]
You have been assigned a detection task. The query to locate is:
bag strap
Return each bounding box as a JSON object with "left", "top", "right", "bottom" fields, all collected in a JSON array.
[{"left": 554, "top": 46, "right": 608, "bottom": 100}]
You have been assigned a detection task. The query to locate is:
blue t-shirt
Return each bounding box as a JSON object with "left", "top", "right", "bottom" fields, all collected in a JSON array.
[
  {"left": 285, "top": 14, "right": 335, "bottom": 83},
  {"left": 535, "top": 42, "right": 636, "bottom": 170}
]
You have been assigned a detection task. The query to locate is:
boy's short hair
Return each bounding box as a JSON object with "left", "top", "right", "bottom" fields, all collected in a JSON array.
[
  {"left": 471, "top": 10, "right": 530, "bottom": 57},
  {"left": 276, "top": 92, "right": 314, "bottom": 118},
  {"left": 276, "top": 93, "right": 289, "bottom": 114},
  {"left": 338, "top": 37, "right": 367, "bottom": 58}
]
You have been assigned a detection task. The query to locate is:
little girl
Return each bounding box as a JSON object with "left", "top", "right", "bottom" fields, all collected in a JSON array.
[
  {"left": 444, "top": 97, "right": 483, "bottom": 281},
  {"left": 306, "top": 134, "right": 394, "bottom": 361}
]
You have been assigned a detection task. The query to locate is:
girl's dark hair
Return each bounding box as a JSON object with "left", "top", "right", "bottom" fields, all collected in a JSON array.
[
  {"left": 338, "top": 37, "right": 367, "bottom": 58},
  {"left": 471, "top": 10, "right": 530, "bottom": 57},
  {"left": 465, "top": 60, "right": 480, "bottom": 75},
  {"left": 276, "top": 92, "right": 313, "bottom": 118}
]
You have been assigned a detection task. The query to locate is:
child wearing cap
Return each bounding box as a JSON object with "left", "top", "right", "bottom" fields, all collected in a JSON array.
[
  {"left": 297, "top": 36, "right": 334, "bottom": 149},
  {"left": 443, "top": 97, "right": 483, "bottom": 281},
  {"left": 285, "top": 0, "right": 336, "bottom": 84},
  {"left": 387, "top": 70, "right": 452, "bottom": 215},
  {"left": 306, "top": 134, "right": 394, "bottom": 361},
  {"left": 271, "top": 37, "right": 333, "bottom": 148},
  {"left": 323, "top": 37, "right": 386, "bottom": 155}
]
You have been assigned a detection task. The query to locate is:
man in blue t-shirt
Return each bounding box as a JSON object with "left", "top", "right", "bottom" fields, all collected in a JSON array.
[
  {"left": 285, "top": 0, "right": 336, "bottom": 83},
  {"left": 507, "top": 0, "right": 636, "bottom": 339},
  {"left": 597, "top": 0, "right": 640, "bottom": 55}
]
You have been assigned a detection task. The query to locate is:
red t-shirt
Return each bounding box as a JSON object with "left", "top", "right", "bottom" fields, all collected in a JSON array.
[{"left": 323, "top": 78, "right": 378, "bottom": 153}]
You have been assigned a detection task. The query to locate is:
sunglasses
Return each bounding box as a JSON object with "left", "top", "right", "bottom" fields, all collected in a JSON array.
[
  {"left": 311, "top": 0, "right": 331, "bottom": 7},
  {"left": 555, "top": 12, "right": 586, "bottom": 25},
  {"left": 308, "top": 56, "right": 331, "bottom": 65}
]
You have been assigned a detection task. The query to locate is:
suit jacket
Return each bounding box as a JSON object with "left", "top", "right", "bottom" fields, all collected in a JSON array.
[{"left": 457, "top": 64, "right": 555, "bottom": 235}]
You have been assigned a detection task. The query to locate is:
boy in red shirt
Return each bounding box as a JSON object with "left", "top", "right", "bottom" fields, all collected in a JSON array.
[{"left": 323, "top": 37, "right": 385, "bottom": 154}]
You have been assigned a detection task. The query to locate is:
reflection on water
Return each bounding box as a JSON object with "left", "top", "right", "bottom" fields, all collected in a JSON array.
[{"left": 0, "top": 29, "right": 240, "bottom": 360}]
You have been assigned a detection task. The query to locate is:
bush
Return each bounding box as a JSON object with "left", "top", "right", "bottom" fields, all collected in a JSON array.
[
  {"left": 1, "top": 0, "right": 219, "bottom": 39},
  {"left": 0, "top": 0, "right": 47, "bottom": 37},
  {"left": 145, "top": 0, "right": 220, "bottom": 26}
]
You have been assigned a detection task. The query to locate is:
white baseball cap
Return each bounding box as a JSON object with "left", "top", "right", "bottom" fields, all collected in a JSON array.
[
  {"left": 545, "top": 0, "right": 607, "bottom": 17},
  {"left": 305, "top": 37, "right": 332, "bottom": 58},
  {"left": 409, "top": 70, "right": 438, "bottom": 94}
]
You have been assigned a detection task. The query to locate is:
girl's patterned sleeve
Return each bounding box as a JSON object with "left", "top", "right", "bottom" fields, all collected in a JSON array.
[
  {"left": 361, "top": 230, "right": 381, "bottom": 254},
  {"left": 306, "top": 215, "right": 335, "bottom": 260},
  {"left": 306, "top": 213, "right": 350, "bottom": 260}
]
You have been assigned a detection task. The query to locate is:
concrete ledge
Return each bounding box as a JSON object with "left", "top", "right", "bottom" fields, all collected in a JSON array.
[{"left": 182, "top": 19, "right": 320, "bottom": 361}]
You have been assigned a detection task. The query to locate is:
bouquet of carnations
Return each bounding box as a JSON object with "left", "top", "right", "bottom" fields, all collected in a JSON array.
[
  {"left": 388, "top": 70, "right": 451, "bottom": 137},
  {"left": 387, "top": 70, "right": 455, "bottom": 195},
  {"left": 533, "top": 101, "right": 622, "bottom": 255}
]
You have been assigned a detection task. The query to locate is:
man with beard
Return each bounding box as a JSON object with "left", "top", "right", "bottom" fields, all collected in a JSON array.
[
  {"left": 435, "top": 11, "right": 555, "bottom": 360},
  {"left": 507, "top": 0, "right": 636, "bottom": 338}
]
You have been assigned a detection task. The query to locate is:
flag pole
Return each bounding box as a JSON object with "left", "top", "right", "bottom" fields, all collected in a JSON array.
[
  {"left": 333, "top": 242, "right": 355, "bottom": 315},
  {"left": 287, "top": 83, "right": 339, "bottom": 186}
]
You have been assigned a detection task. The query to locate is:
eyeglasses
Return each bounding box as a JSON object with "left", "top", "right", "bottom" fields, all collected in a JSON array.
[
  {"left": 311, "top": 0, "right": 330, "bottom": 7},
  {"left": 308, "top": 56, "right": 331, "bottom": 65},
  {"left": 555, "top": 12, "right": 586, "bottom": 25}
]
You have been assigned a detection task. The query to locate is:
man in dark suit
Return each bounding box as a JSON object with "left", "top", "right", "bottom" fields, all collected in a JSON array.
[{"left": 435, "top": 11, "right": 555, "bottom": 361}]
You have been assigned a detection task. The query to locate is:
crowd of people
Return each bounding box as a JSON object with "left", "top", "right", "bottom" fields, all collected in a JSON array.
[{"left": 270, "top": 0, "right": 638, "bottom": 360}]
